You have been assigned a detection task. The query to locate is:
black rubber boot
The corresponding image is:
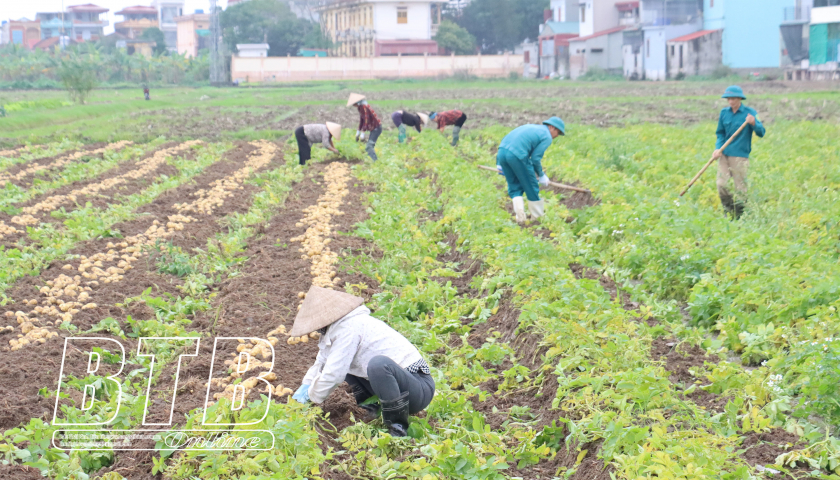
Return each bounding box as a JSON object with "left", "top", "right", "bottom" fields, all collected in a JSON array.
[
  {"left": 350, "top": 383, "right": 380, "bottom": 422},
  {"left": 381, "top": 392, "right": 410, "bottom": 437},
  {"left": 733, "top": 202, "right": 746, "bottom": 220},
  {"left": 719, "top": 193, "right": 735, "bottom": 217}
]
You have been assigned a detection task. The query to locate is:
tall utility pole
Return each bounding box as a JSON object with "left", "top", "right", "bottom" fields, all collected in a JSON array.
[{"left": 209, "top": 0, "right": 225, "bottom": 85}]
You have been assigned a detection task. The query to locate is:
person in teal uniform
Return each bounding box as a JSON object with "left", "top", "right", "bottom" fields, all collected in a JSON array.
[
  {"left": 495, "top": 117, "right": 565, "bottom": 223},
  {"left": 712, "top": 85, "right": 765, "bottom": 219}
]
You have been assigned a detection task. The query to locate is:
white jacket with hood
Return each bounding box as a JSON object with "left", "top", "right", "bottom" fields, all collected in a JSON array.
[{"left": 302, "top": 306, "right": 423, "bottom": 403}]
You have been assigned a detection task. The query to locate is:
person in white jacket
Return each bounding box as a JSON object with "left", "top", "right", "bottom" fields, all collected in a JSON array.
[{"left": 289, "top": 286, "right": 435, "bottom": 437}]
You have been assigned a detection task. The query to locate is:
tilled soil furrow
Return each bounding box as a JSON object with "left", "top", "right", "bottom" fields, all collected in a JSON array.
[
  {"left": 0, "top": 142, "right": 199, "bottom": 247},
  {"left": 0, "top": 144, "right": 285, "bottom": 431},
  {"left": 0, "top": 141, "right": 131, "bottom": 188}
]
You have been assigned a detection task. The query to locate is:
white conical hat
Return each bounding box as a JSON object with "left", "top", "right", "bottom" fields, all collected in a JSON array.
[
  {"left": 288, "top": 286, "right": 364, "bottom": 337},
  {"left": 326, "top": 122, "right": 341, "bottom": 141},
  {"left": 347, "top": 93, "right": 366, "bottom": 107},
  {"left": 418, "top": 113, "right": 429, "bottom": 126}
]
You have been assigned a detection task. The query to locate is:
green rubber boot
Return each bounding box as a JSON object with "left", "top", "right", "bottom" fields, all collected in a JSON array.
[
  {"left": 398, "top": 124, "right": 407, "bottom": 143},
  {"left": 451, "top": 126, "right": 461, "bottom": 146}
]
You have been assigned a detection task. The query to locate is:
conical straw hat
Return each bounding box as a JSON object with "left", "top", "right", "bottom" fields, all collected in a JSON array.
[
  {"left": 289, "top": 286, "right": 364, "bottom": 337},
  {"left": 418, "top": 113, "right": 429, "bottom": 126},
  {"left": 326, "top": 122, "right": 342, "bottom": 141},
  {"left": 347, "top": 93, "right": 366, "bottom": 107}
]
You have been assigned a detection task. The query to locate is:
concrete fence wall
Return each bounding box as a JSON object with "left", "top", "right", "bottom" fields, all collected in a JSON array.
[{"left": 231, "top": 53, "right": 523, "bottom": 82}]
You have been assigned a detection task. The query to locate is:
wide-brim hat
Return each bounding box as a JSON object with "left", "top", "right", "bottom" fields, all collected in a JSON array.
[
  {"left": 289, "top": 286, "right": 364, "bottom": 337},
  {"left": 722, "top": 85, "right": 746, "bottom": 99},
  {"left": 543, "top": 116, "right": 566, "bottom": 135},
  {"left": 418, "top": 113, "right": 430, "bottom": 126},
  {"left": 326, "top": 122, "right": 342, "bottom": 141},
  {"left": 347, "top": 93, "right": 366, "bottom": 107}
]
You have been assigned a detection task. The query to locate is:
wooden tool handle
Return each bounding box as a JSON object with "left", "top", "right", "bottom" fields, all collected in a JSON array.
[
  {"left": 680, "top": 120, "right": 749, "bottom": 196},
  {"left": 478, "top": 165, "right": 591, "bottom": 193}
]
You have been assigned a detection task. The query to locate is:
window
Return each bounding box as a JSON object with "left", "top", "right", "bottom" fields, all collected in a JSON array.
[
  {"left": 524, "top": 51, "right": 530, "bottom": 62},
  {"left": 710, "top": 0, "right": 714, "bottom": 7},
  {"left": 591, "top": 48, "right": 603, "bottom": 53},
  {"left": 397, "top": 7, "right": 407, "bottom": 24},
  {"left": 646, "top": 39, "right": 650, "bottom": 58},
  {"left": 670, "top": 45, "right": 674, "bottom": 55},
  {"left": 580, "top": 5, "right": 585, "bottom": 22},
  {"left": 679, "top": 45, "right": 683, "bottom": 68},
  {"left": 12, "top": 30, "right": 22, "bottom": 44}
]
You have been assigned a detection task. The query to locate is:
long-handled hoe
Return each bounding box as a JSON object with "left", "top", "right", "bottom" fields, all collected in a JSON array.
[
  {"left": 477, "top": 165, "right": 591, "bottom": 193},
  {"left": 680, "top": 120, "right": 748, "bottom": 196}
]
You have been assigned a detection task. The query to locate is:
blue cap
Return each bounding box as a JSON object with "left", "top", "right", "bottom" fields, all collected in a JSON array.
[
  {"left": 543, "top": 117, "right": 565, "bottom": 135},
  {"left": 429, "top": 112, "right": 437, "bottom": 119},
  {"left": 722, "top": 85, "right": 746, "bottom": 99}
]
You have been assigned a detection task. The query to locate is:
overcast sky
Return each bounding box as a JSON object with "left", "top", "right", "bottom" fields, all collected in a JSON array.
[{"left": 2, "top": 0, "right": 231, "bottom": 34}]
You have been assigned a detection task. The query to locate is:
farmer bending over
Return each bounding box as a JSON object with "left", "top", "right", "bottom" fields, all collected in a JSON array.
[
  {"left": 294, "top": 122, "right": 341, "bottom": 166},
  {"left": 348, "top": 93, "right": 382, "bottom": 161},
  {"left": 496, "top": 117, "right": 565, "bottom": 223},
  {"left": 712, "top": 85, "right": 765, "bottom": 219},
  {"left": 391, "top": 110, "right": 428, "bottom": 143},
  {"left": 291, "top": 286, "right": 435, "bottom": 437},
  {"left": 429, "top": 110, "right": 468, "bottom": 146}
]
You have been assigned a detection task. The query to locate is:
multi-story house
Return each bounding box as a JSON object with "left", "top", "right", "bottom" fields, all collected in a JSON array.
[
  {"left": 568, "top": 1, "right": 638, "bottom": 78},
  {"left": 4, "top": 18, "right": 41, "bottom": 48},
  {"left": 779, "top": 0, "right": 811, "bottom": 69},
  {"left": 115, "top": 6, "right": 159, "bottom": 39},
  {"left": 318, "top": 0, "right": 445, "bottom": 57},
  {"left": 37, "top": 13, "right": 73, "bottom": 40},
  {"left": 640, "top": 0, "right": 702, "bottom": 80},
  {"left": 152, "top": 0, "right": 185, "bottom": 51},
  {"left": 538, "top": 0, "right": 580, "bottom": 77},
  {"left": 704, "top": 0, "right": 791, "bottom": 69},
  {"left": 175, "top": 12, "right": 211, "bottom": 58},
  {"left": 806, "top": 0, "right": 840, "bottom": 71},
  {"left": 66, "top": 4, "right": 109, "bottom": 42}
]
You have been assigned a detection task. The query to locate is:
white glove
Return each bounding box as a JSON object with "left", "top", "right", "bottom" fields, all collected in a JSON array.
[
  {"left": 539, "top": 174, "right": 550, "bottom": 186},
  {"left": 360, "top": 132, "right": 366, "bottom": 142},
  {"left": 355, "top": 130, "right": 361, "bottom": 141},
  {"left": 497, "top": 165, "right": 504, "bottom": 176}
]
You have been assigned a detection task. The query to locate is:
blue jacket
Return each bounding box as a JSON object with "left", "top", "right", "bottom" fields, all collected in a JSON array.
[
  {"left": 716, "top": 105, "right": 765, "bottom": 158},
  {"left": 497, "top": 124, "right": 553, "bottom": 177}
]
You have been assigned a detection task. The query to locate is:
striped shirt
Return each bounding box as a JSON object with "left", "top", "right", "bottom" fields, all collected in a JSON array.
[{"left": 357, "top": 104, "right": 381, "bottom": 132}]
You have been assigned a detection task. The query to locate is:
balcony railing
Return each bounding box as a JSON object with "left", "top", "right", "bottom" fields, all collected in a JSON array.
[{"left": 783, "top": 6, "right": 811, "bottom": 22}]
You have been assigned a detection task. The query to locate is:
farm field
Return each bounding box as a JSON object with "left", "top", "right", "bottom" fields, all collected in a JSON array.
[{"left": 0, "top": 79, "right": 839, "bottom": 480}]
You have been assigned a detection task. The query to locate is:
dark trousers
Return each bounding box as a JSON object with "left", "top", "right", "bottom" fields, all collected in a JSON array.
[
  {"left": 454, "top": 113, "right": 467, "bottom": 127},
  {"left": 365, "top": 125, "right": 383, "bottom": 161},
  {"left": 295, "top": 126, "right": 311, "bottom": 165},
  {"left": 345, "top": 355, "right": 435, "bottom": 414}
]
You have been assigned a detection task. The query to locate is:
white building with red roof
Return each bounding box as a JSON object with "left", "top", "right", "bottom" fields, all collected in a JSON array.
[{"left": 66, "top": 4, "right": 109, "bottom": 42}]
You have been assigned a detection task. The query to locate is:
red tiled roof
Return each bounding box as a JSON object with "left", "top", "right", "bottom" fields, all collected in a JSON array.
[
  {"left": 116, "top": 6, "right": 158, "bottom": 15},
  {"left": 669, "top": 29, "right": 720, "bottom": 43},
  {"left": 569, "top": 25, "right": 626, "bottom": 43},
  {"left": 615, "top": 1, "right": 639, "bottom": 12},
  {"left": 68, "top": 4, "right": 109, "bottom": 13}
]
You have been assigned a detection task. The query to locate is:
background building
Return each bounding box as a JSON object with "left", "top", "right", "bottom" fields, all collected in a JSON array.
[
  {"left": 809, "top": 0, "right": 840, "bottom": 69},
  {"left": 5, "top": 19, "right": 41, "bottom": 48},
  {"left": 666, "top": 29, "right": 722, "bottom": 77},
  {"left": 115, "top": 6, "right": 159, "bottom": 39},
  {"left": 780, "top": 0, "right": 812, "bottom": 68},
  {"left": 538, "top": 1, "right": 580, "bottom": 77},
  {"left": 152, "top": 0, "right": 185, "bottom": 51},
  {"left": 641, "top": 0, "right": 703, "bottom": 80},
  {"left": 704, "top": 0, "right": 791, "bottom": 69},
  {"left": 319, "top": 0, "right": 445, "bottom": 57},
  {"left": 66, "top": 4, "right": 109, "bottom": 42},
  {"left": 37, "top": 13, "right": 73, "bottom": 40},
  {"left": 175, "top": 12, "right": 210, "bottom": 58}
]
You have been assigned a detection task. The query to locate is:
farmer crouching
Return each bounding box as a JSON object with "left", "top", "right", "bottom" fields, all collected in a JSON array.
[
  {"left": 294, "top": 122, "right": 341, "bottom": 166},
  {"left": 496, "top": 117, "right": 565, "bottom": 223},
  {"left": 429, "top": 110, "right": 468, "bottom": 146},
  {"left": 291, "top": 286, "right": 435, "bottom": 437}
]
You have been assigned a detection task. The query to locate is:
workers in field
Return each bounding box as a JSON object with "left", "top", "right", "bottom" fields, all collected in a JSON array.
[
  {"left": 143, "top": 84, "right": 150, "bottom": 101},
  {"left": 391, "top": 110, "right": 429, "bottom": 143},
  {"left": 429, "top": 110, "right": 468, "bottom": 146},
  {"left": 713, "top": 85, "right": 765, "bottom": 219},
  {"left": 291, "top": 286, "right": 435, "bottom": 437},
  {"left": 496, "top": 117, "right": 565, "bottom": 224},
  {"left": 294, "top": 122, "right": 342, "bottom": 166},
  {"left": 348, "top": 93, "right": 382, "bottom": 161}
]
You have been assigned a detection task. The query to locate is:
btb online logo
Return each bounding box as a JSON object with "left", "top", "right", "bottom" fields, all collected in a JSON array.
[{"left": 51, "top": 336, "right": 277, "bottom": 452}]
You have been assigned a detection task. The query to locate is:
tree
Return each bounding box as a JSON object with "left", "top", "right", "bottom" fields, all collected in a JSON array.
[
  {"left": 140, "top": 27, "right": 168, "bottom": 56},
  {"left": 57, "top": 54, "right": 98, "bottom": 104},
  {"left": 456, "top": 0, "right": 548, "bottom": 53},
  {"left": 433, "top": 20, "right": 476, "bottom": 55},
  {"left": 220, "top": 0, "right": 319, "bottom": 56}
]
